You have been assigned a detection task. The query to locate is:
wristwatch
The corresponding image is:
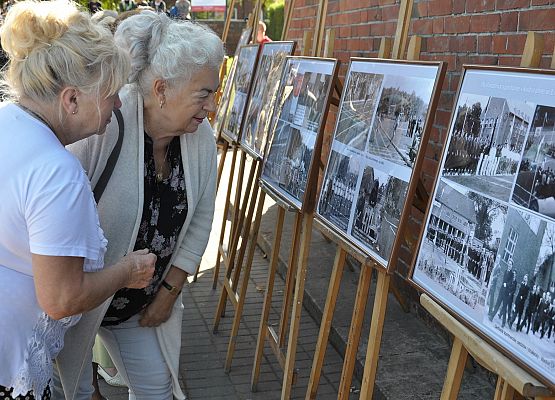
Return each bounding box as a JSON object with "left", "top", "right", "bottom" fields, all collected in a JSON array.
[{"left": 161, "top": 280, "right": 181, "bottom": 296}]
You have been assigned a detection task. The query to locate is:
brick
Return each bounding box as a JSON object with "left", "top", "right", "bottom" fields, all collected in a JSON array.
[
  {"left": 499, "top": 55, "right": 526, "bottom": 66},
  {"left": 452, "top": 0, "right": 466, "bottom": 13},
  {"left": 412, "top": 19, "right": 434, "bottom": 35},
  {"left": 415, "top": 2, "right": 428, "bottom": 17},
  {"left": 477, "top": 34, "right": 493, "bottom": 53},
  {"left": 469, "top": 13, "right": 500, "bottom": 33},
  {"left": 428, "top": 0, "right": 453, "bottom": 16},
  {"left": 496, "top": 0, "right": 531, "bottom": 9},
  {"left": 370, "top": 22, "right": 386, "bottom": 36},
  {"left": 531, "top": 0, "right": 555, "bottom": 4},
  {"left": 382, "top": 4, "right": 400, "bottom": 20},
  {"left": 449, "top": 73, "right": 461, "bottom": 92},
  {"left": 465, "top": 0, "right": 496, "bottom": 12},
  {"left": 444, "top": 15, "right": 471, "bottom": 34},
  {"left": 428, "top": 36, "right": 450, "bottom": 52},
  {"left": 519, "top": 8, "right": 555, "bottom": 30},
  {"left": 500, "top": 11, "right": 519, "bottom": 31},
  {"left": 449, "top": 35, "right": 477, "bottom": 52},
  {"left": 492, "top": 33, "right": 527, "bottom": 54},
  {"left": 433, "top": 16, "right": 445, "bottom": 33}
]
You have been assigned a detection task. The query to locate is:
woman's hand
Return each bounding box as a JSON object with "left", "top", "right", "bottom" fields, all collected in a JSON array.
[
  {"left": 123, "top": 249, "right": 157, "bottom": 289},
  {"left": 139, "top": 288, "right": 177, "bottom": 327}
]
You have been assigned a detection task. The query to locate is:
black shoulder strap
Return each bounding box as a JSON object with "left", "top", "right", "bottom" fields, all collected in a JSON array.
[{"left": 93, "top": 109, "right": 124, "bottom": 202}]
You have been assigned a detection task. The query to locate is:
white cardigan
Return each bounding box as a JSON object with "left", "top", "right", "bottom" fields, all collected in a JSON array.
[{"left": 55, "top": 84, "right": 217, "bottom": 400}]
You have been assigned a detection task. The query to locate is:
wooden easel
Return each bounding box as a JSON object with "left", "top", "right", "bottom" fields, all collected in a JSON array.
[
  {"left": 249, "top": 2, "right": 338, "bottom": 399},
  {"left": 415, "top": 30, "right": 553, "bottom": 400},
  {"left": 301, "top": 1, "right": 433, "bottom": 399},
  {"left": 421, "top": 294, "right": 554, "bottom": 400},
  {"left": 211, "top": 39, "right": 297, "bottom": 371},
  {"left": 211, "top": 43, "right": 261, "bottom": 291}
]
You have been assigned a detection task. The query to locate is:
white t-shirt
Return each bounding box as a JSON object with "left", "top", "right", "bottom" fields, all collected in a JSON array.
[{"left": 0, "top": 103, "right": 107, "bottom": 396}]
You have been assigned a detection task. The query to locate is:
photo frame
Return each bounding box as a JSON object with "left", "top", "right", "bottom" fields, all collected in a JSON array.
[
  {"left": 316, "top": 58, "right": 445, "bottom": 269},
  {"left": 213, "top": 27, "right": 252, "bottom": 138},
  {"left": 260, "top": 56, "right": 339, "bottom": 212},
  {"left": 220, "top": 44, "right": 260, "bottom": 144},
  {"left": 240, "top": 41, "right": 296, "bottom": 160},
  {"left": 410, "top": 65, "right": 555, "bottom": 390}
]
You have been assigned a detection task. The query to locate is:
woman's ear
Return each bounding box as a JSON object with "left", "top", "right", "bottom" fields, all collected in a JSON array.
[
  {"left": 60, "top": 87, "right": 79, "bottom": 115},
  {"left": 153, "top": 79, "right": 167, "bottom": 100}
]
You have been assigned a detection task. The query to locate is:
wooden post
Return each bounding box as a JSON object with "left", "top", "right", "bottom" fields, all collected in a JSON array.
[
  {"left": 421, "top": 294, "right": 555, "bottom": 400},
  {"left": 312, "top": 0, "right": 329, "bottom": 57},
  {"left": 306, "top": 247, "right": 347, "bottom": 399},
  {"left": 520, "top": 31, "right": 544, "bottom": 68},
  {"left": 323, "top": 29, "right": 336, "bottom": 58},
  {"left": 406, "top": 36, "right": 422, "bottom": 61},
  {"left": 391, "top": 0, "right": 414, "bottom": 59},
  {"left": 222, "top": 0, "right": 237, "bottom": 43},
  {"left": 378, "top": 37, "right": 393, "bottom": 58},
  {"left": 302, "top": 30, "right": 314, "bottom": 56},
  {"left": 358, "top": 271, "right": 391, "bottom": 399},
  {"left": 282, "top": 213, "right": 314, "bottom": 399},
  {"left": 251, "top": 205, "right": 287, "bottom": 390},
  {"left": 281, "top": 0, "right": 295, "bottom": 41},
  {"left": 440, "top": 337, "right": 468, "bottom": 400}
]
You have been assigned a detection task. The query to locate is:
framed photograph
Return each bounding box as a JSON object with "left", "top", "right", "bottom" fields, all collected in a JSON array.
[
  {"left": 220, "top": 44, "right": 260, "bottom": 143},
  {"left": 411, "top": 65, "right": 555, "bottom": 390},
  {"left": 213, "top": 28, "right": 252, "bottom": 137},
  {"left": 260, "top": 56, "right": 339, "bottom": 212},
  {"left": 240, "top": 41, "right": 296, "bottom": 160},
  {"left": 316, "top": 58, "right": 445, "bottom": 268}
]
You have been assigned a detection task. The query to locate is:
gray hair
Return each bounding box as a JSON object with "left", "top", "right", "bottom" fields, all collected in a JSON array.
[
  {"left": 114, "top": 10, "right": 224, "bottom": 95},
  {"left": 0, "top": 0, "right": 130, "bottom": 102}
]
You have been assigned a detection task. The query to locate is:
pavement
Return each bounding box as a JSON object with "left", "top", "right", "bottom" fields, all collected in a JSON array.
[{"left": 99, "top": 150, "right": 497, "bottom": 399}]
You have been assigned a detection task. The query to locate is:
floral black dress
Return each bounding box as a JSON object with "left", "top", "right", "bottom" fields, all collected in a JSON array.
[{"left": 102, "top": 133, "right": 188, "bottom": 326}]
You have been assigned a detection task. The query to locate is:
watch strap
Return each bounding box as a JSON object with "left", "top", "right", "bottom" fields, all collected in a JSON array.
[{"left": 161, "top": 280, "right": 181, "bottom": 296}]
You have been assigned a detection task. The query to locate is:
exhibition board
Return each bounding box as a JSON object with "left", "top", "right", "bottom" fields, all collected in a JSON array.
[
  {"left": 316, "top": 58, "right": 446, "bottom": 271},
  {"left": 260, "top": 56, "right": 339, "bottom": 213},
  {"left": 411, "top": 65, "right": 555, "bottom": 391},
  {"left": 240, "top": 41, "right": 297, "bottom": 160},
  {"left": 220, "top": 44, "right": 260, "bottom": 144},
  {"left": 213, "top": 27, "right": 252, "bottom": 138}
]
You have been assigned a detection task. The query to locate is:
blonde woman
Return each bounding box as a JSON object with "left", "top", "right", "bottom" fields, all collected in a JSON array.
[
  {"left": 0, "top": 1, "right": 156, "bottom": 399},
  {"left": 56, "top": 11, "right": 224, "bottom": 400}
]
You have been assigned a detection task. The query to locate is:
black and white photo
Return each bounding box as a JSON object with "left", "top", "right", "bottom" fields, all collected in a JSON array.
[
  {"left": 412, "top": 67, "right": 555, "bottom": 388},
  {"left": 221, "top": 44, "right": 259, "bottom": 143},
  {"left": 241, "top": 42, "right": 295, "bottom": 158},
  {"left": 316, "top": 59, "right": 444, "bottom": 266},
  {"left": 261, "top": 58, "right": 337, "bottom": 209}
]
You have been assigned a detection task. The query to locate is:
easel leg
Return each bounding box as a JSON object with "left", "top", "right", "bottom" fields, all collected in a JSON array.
[
  {"left": 440, "top": 337, "right": 468, "bottom": 400},
  {"left": 337, "top": 264, "right": 373, "bottom": 399},
  {"left": 223, "top": 187, "right": 264, "bottom": 372},
  {"left": 278, "top": 212, "right": 304, "bottom": 346},
  {"left": 281, "top": 214, "right": 314, "bottom": 400},
  {"left": 305, "top": 247, "right": 347, "bottom": 400},
  {"left": 212, "top": 145, "right": 238, "bottom": 289},
  {"left": 216, "top": 140, "right": 229, "bottom": 189},
  {"left": 251, "top": 205, "right": 286, "bottom": 391},
  {"left": 359, "top": 271, "right": 390, "bottom": 400}
]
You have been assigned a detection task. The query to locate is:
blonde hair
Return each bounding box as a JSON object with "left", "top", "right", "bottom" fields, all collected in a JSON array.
[{"left": 0, "top": 0, "right": 130, "bottom": 102}]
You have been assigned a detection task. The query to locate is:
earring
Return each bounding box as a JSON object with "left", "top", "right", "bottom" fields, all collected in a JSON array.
[
  {"left": 72, "top": 111, "right": 77, "bottom": 115},
  {"left": 159, "top": 96, "right": 166, "bottom": 109}
]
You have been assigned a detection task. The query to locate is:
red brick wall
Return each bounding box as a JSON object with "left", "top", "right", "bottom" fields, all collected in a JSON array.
[{"left": 285, "top": 0, "right": 555, "bottom": 285}]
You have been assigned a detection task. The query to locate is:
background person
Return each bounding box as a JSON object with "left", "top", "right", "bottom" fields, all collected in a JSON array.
[
  {"left": 256, "top": 20, "right": 272, "bottom": 44},
  {"left": 0, "top": 1, "right": 155, "bottom": 398},
  {"left": 56, "top": 10, "right": 224, "bottom": 400}
]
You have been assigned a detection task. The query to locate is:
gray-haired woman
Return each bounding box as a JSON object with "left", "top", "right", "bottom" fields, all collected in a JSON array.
[
  {"left": 0, "top": 1, "right": 156, "bottom": 399},
  {"left": 55, "top": 11, "right": 224, "bottom": 400}
]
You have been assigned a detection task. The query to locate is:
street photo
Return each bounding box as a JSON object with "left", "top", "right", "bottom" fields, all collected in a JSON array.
[
  {"left": 318, "top": 149, "right": 361, "bottom": 233},
  {"left": 221, "top": 44, "right": 259, "bottom": 142},
  {"left": 443, "top": 94, "right": 533, "bottom": 203},
  {"left": 367, "top": 72, "right": 436, "bottom": 168},
  {"left": 334, "top": 71, "right": 384, "bottom": 151},
  {"left": 241, "top": 42, "right": 295, "bottom": 158},
  {"left": 351, "top": 164, "right": 408, "bottom": 263},
  {"left": 512, "top": 105, "right": 555, "bottom": 220},
  {"left": 261, "top": 58, "right": 337, "bottom": 209}
]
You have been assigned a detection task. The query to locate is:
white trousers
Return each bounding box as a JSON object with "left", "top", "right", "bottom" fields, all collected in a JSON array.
[{"left": 98, "top": 315, "right": 173, "bottom": 400}]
